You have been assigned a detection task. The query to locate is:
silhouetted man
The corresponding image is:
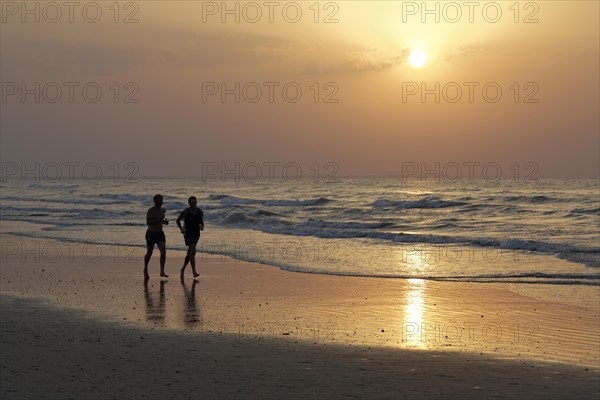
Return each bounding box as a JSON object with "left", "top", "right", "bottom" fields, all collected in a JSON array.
[
  {"left": 176, "top": 196, "right": 204, "bottom": 279},
  {"left": 144, "top": 194, "right": 169, "bottom": 279}
]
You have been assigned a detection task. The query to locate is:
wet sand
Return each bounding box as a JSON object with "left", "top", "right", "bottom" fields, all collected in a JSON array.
[{"left": 1, "top": 234, "right": 599, "bottom": 399}]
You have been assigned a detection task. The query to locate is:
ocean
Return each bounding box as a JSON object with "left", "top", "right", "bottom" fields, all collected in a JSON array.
[{"left": 1, "top": 177, "right": 598, "bottom": 298}]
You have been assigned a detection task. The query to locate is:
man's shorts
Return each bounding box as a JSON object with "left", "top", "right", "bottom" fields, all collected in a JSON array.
[
  {"left": 184, "top": 233, "right": 200, "bottom": 246},
  {"left": 146, "top": 231, "right": 166, "bottom": 247}
]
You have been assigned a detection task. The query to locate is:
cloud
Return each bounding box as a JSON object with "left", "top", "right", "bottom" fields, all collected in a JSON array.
[
  {"left": 176, "top": 31, "right": 295, "bottom": 68},
  {"left": 398, "top": 48, "right": 411, "bottom": 63},
  {"left": 442, "top": 46, "right": 486, "bottom": 62},
  {"left": 304, "top": 46, "right": 405, "bottom": 75}
]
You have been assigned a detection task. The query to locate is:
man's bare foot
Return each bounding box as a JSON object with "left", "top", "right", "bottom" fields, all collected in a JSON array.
[
  {"left": 180, "top": 268, "right": 185, "bottom": 279},
  {"left": 160, "top": 273, "right": 169, "bottom": 278},
  {"left": 193, "top": 272, "right": 200, "bottom": 278}
]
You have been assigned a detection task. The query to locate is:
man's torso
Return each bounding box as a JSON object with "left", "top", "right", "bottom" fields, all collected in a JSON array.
[
  {"left": 183, "top": 208, "right": 203, "bottom": 236},
  {"left": 147, "top": 206, "right": 165, "bottom": 232}
]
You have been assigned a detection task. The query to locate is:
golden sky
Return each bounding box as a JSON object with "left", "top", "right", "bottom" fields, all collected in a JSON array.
[{"left": 1, "top": 1, "right": 598, "bottom": 177}]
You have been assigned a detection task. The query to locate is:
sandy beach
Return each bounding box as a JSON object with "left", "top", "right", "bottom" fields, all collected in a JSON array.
[{"left": 1, "top": 234, "right": 599, "bottom": 399}]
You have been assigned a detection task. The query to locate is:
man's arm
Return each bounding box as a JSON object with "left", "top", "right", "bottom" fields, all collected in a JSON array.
[
  {"left": 176, "top": 209, "right": 186, "bottom": 233},
  {"left": 161, "top": 207, "right": 169, "bottom": 225},
  {"left": 200, "top": 210, "right": 205, "bottom": 231}
]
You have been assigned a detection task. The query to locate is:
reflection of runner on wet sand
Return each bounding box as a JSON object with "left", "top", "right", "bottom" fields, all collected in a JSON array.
[
  {"left": 181, "top": 278, "right": 200, "bottom": 328},
  {"left": 144, "top": 279, "right": 167, "bottom": 326}
]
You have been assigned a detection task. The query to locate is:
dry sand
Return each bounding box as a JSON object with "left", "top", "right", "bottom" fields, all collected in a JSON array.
[{"left": 1, "top": 234, "right": 599, "bottom": 399}]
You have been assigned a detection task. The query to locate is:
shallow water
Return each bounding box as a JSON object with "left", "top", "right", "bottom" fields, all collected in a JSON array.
[{"left": 1, "top": 178, "right": 598, "bottom": 304}]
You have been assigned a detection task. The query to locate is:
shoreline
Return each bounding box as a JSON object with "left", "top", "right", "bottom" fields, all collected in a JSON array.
[
  {"left": 1, "top": 234, "right": 599, "bottom": 369},
  {"left": 2, "top": 217, "right": 597, "bottom": 282},
  {"left": 1, "top": 228, "right": 597, "bottom": 305}
]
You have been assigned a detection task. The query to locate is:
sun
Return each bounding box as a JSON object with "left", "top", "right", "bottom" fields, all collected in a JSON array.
[{"left": 408, "top": 49, "right": 427, "bottom": 68}]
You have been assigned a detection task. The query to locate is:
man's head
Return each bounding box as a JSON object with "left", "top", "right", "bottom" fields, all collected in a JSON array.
[
  {"left": 153, "top": 194, "right": 163, "bottom": 207},
  {"left": 188, "top": 196, "right": 197, "bottom": 208}
]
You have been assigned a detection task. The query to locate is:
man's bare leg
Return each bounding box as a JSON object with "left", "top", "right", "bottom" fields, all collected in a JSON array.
[
  {"left": 180, "top": 254, "right": 188, "bottom": 279},
  {"left": 158, "top": 242, "right": 168, "bottom": 277},
  {"left": 181, "top": 245, "right": 194, "bottom": 278},
  {"left": 143, "top": 246, "right": 153, "bottom": 279},
  {"left": 190, "top": 245, "right": 199, "bottom": 277},
  {"left": 180, "top": 246, "right": 191, "bottom": 278}
]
